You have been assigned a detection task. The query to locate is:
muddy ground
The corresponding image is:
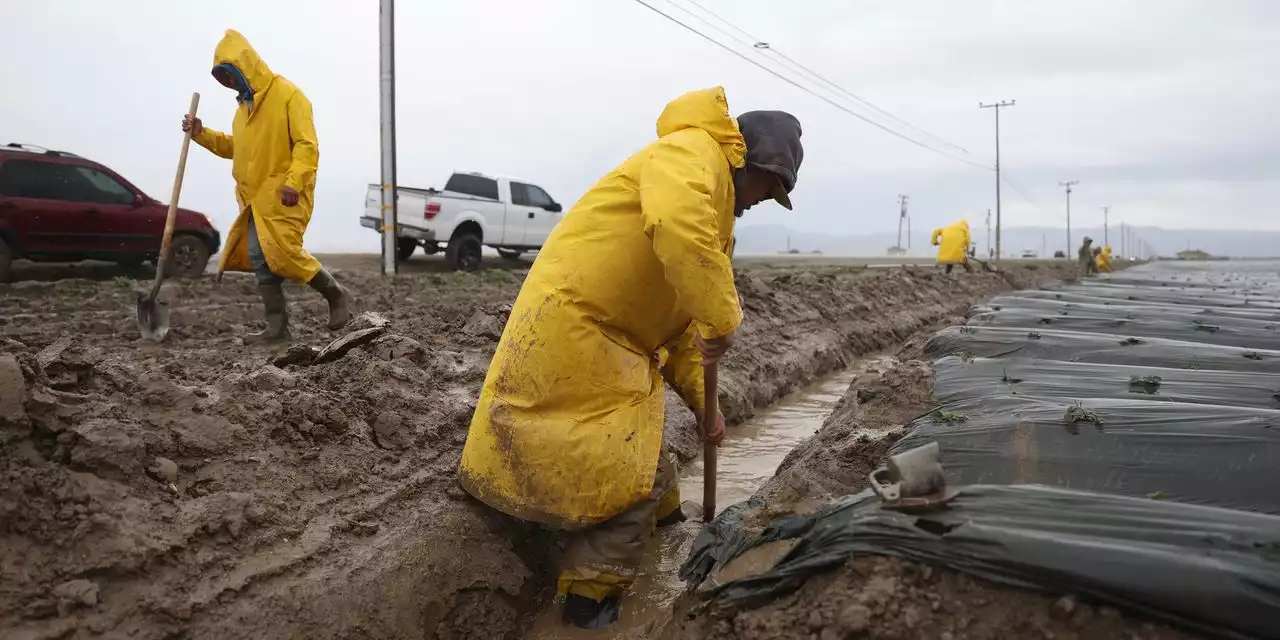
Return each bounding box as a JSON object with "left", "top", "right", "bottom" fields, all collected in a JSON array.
[
  {"left": 660, "top": 290, "right": 1193, "bottom": 640},
  {"left": 1, "top": 257, "right": 1074, "bottom": 640}
]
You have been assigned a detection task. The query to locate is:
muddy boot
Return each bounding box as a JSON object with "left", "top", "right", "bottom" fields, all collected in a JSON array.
[
  {"left": 308, "top": 269, "right": 353, "bottom": 330},
  {"left": 245, "top": 283, "right": 291, "bottom": 343},
  {"left": 563, "top": 594, "right": 620, "bottom": 629}
]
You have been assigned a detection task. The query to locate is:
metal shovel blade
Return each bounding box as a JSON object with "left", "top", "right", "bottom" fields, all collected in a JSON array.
[{"left": 136, "top": 288, "right": 172, "bottom": 342}]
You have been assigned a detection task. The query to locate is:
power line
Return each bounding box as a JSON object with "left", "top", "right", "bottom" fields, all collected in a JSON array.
[
  {"left": 628, "top": 0, "right": 993, "bottom": 171},
  {"left": 675, "top": 0, "right": 972, "bottom": 155}
]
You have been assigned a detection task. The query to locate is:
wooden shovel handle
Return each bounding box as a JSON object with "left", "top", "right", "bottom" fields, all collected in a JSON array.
[
  {"left": 149, "top": 92, "right": 200, "bottom": 300},
  {"left": 702, "top": 361, "right": 719, "bottom": 523}
]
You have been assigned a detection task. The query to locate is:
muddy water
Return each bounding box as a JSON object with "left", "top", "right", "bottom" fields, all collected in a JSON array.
[{"left": 524, "top": 366, "right": 861, "bottom": 639}]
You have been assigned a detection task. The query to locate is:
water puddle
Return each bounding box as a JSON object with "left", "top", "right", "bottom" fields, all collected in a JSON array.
[{"left": 524, "top": 365, "right": 861, "bottom": 639}]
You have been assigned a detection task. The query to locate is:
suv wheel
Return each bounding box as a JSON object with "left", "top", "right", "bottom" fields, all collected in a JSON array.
[
  {"left": 167, "top": 235, "right": 211, "bottom": 279},
  {"left": 0, "top": 237, "right": 11, "bottom": 283},
  {"left": 446, "top": 232, "right": 483, "bottom": 272},
  {"left": 396, "top": 238, "right": 418, "bottom": 262}
]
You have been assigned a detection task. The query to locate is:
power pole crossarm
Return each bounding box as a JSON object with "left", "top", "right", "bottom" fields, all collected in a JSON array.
[{"left": 980, "top": 100, "right": 1015, "bottom": 261}]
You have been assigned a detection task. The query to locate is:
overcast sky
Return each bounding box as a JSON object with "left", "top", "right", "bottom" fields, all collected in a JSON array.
[{"left": 4, "top": 0, "right": 1279, "bottom": 252}]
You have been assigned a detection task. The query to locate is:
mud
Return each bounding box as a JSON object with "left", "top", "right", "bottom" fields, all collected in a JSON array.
[{"left": 0, "top": 259, "right": 1074, "bottom": 640}]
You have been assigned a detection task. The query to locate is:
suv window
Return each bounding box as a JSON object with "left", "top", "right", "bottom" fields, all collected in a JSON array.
[
  {"left": 511, "top": 182, "right": 554, "bottom": 209},
  {"left": 444, "top": 173, "right": 499, "bottom": 200},
  {"left": 0, "top": 159, "right": 134, "bottom": 205}
]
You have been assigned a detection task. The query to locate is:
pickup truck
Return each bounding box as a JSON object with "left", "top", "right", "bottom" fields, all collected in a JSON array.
[{"left": 361, "top": 171, "right": 564, "bottom": 271}]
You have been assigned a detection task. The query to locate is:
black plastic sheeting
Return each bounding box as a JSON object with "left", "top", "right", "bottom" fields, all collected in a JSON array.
[
  {"left": 891, "top": 393, "right": 1280, "bottom": 514},
  {"left": 681, "top": 485, "right": 1280, "bottom": 640},
  {"left": 966, "top": 307, "right": 1280, "bottom": 349},
  {"left": 934, "top": 355, "right": 1280, "bottom": 409},
  {"left": 926, "top": 325, "right": 1280, "bottom": 373},
  {"left": 972, "top": 295, "right": 1280, "bottom": 328},
  {"left": 679, "top": 264, "right": 1280, "bottom": 637}
]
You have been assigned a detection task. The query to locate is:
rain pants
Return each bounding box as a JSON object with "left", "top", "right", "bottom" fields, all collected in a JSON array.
[
  {"left": 458, "top": 86, "right": 745, "bottom": 601},
  {"left": 194, "top": 29, "right": 323, "bottom": 284},
  {"left": 931, "top": 220, "right": 971, "bottom": 265},
  {"left": 1097, "top": 245, "right": 1114, "bottom": 273}
]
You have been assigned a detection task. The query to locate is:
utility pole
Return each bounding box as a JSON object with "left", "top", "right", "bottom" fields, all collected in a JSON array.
[
  {"left": 1121, "top": 222, "right": 1127, "bottom": 257},
  {"left": 1101, "top": 206, "right": 1109, "bottom": 247},
  {"left": 985, "top": 209, "right": 992, "bottom": 257},
  {"left": 1059, "top": 180, "right": 1079, "bottom": 256},
  {"left": 378, "top": 0, "right": 398, "bottom": 275},
  {"left": 895, "top": 194, "right": 908, "bottom": 253},
  {"left": 1041, "top": 232, "right": 1046, "bottom": 258},
  {"left": 979, "top": 100, "right": 1015, "bottom": 262}
]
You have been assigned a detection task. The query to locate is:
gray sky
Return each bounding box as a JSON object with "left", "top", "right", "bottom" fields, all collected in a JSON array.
[{"left": 4, "top": 0, "right": 1279, "bottom": 252}]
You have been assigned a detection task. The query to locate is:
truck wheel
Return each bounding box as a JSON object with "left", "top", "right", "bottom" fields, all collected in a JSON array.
[
  {"left": 0, "top": 237, "right": 11, "bottom": 283},
  {"left": 167, "top": 234, "right": 211, "bottom": 278},
  {"left": 447, "top": 232, "right": 483, "bottom": 272},
  {"left": 497, "top": 249, "right": 523, "bottom": 260},
  {"left": 396, "top": 238, "right": 418, "bottom": 262}
]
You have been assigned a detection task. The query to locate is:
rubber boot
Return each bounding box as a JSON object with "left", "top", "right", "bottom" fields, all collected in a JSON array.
[
  {"left": 308, "top": 269, "right": 353, "bottom": 330},
  {"left": 246, "top": 283, "right": 290, "bottom": 343}
]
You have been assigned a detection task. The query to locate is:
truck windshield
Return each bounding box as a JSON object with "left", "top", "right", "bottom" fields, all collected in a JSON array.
[{"left": 445, "top": 173, "right": 499, "bottom": 201}]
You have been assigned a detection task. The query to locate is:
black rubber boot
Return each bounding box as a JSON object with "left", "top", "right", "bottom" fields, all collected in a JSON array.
[
  {"left": 657, "top": 505, "right": 688, "bottom": 527},
  {"left": 308, "top": 269, "right": 353, "bottom": 330},
  {"left": 562, "top": 593, "right": 620, "bottom": 629},
  {"left": 245, "top": 283, "right": 290, "bottom": 343}
]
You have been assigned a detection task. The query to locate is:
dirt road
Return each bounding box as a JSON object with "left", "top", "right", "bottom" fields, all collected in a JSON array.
[{"left": 1, "top": 255, "right": 1074, "bottom": 639}]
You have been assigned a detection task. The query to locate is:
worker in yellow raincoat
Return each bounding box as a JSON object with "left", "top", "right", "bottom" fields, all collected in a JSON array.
[
  {"left": 931, "top": 219, "right": 972, "bottom": 273},
  {"left": 182, "top": 29, "right": 352, "bottom": 341},
  {"left": 1097, "top": 244, "right": 1114, "bottom": 273},
  {"left": 458, "top": 87, "right": 803, "bottom": 629}
]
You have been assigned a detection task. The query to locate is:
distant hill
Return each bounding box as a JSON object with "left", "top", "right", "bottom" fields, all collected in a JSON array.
[{"left": 733, "top": 224, "right": 1280, "bottom": 259}]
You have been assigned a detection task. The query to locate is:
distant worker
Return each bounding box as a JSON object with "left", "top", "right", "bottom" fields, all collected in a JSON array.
[
  {"left": 458, "top": 87, "right": 803, "bottom": 629},
  {"left": 931, "top": 219, "right": 972, "bottom": 273},
  {"left": 183, "top": 29, "right": 352, "bottom": 341},
  {"left": 1078, "top": 236, "right": 1098, "bottom": 276},
  {"left": 1097, "top": 244, "right": 1114, "bottom": 273}
]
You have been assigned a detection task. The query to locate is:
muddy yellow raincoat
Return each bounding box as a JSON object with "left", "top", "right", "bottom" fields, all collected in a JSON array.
[
  {"left": 459, "top": 87, "right": 745, "bottom": 528},
  {"left": 194, "top": 30, "right": 322, "bottom": 283},
  {"left": 1097, "top": 245, "right": 1114, "bottom": 273},
  {"left": 931, "top": 220, "right": 971, "bottom": 265}
]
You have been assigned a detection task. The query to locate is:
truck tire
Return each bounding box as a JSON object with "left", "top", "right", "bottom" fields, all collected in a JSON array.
[
  {"left": 396, "top": 238, "right": 418, "bottom": 262},
  {"left": 167, "top": 234, "right": 211, "bottom": 279},
  {"left": 0, "top": 237, "right": 11, "bottom": 283},
  {"left": 446, "top": 232, "right": 483, "bottom": 272},
  {"left": 497, "top": 249, "right": 523, "bottom": 260}
]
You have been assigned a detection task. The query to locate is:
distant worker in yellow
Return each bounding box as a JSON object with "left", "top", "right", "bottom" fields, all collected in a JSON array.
[
  {"left": 458, "top": 87, "right": 803, "bottom": 629},
  {"left": 183, "top": 29, "right": 352, "bottom": 342},
  {"left": 931, "top": 219, "right": 973, "bottom": 273},
  {"left": 1096, "top": 245, "right": 1114, "bottom": 273}
]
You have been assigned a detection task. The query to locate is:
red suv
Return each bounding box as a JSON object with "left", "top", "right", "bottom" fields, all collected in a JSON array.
[{"left": 0, "top": 143, "right": 221, "bottom": 281}]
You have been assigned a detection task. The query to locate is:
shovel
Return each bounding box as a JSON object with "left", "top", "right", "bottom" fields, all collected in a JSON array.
[
  {"left": 137, "top": 92, "right": 200, "bottom": 342},
  {"left": 702, "top": 361, "right": 719, "bottom": 523}
]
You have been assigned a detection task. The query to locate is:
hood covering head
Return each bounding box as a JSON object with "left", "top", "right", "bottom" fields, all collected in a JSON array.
[
  {"left": 211, "top": 30, "right": 274, "bottom": 107},
  {"left": 737, "top": 110, "right": 803, "bottom": 210},
  {"left": 656, "top": 87, "right": 747, "bottom": 169},
  {"left": 1083, "top": 237, "right": 1093, "bottom": 245}
]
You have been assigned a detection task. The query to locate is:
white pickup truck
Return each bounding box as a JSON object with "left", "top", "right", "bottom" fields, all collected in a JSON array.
[{"left": 361, "top": 171, "right": 564, "bottom": 271}]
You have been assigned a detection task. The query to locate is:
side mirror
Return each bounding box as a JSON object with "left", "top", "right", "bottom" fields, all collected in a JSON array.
[
  {"left": 546, "top": 202, "right": 562, "bottom": 213},
  {"left": 133, "top": 193, "right": 146, "bottom": 208}
]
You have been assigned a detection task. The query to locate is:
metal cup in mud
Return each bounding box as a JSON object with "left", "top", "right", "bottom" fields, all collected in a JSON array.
[{"left": 869, "top": 441, "right": 947, "bottom": 503}]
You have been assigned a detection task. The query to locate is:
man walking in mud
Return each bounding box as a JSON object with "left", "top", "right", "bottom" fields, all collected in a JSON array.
[
  {"left": 182, "top": 29, "right": 352, "bottom": 341},
  {"left": 458, "top": 87, "right": 803, "bottom": 629},
  {"left": 1078, "top": 236, "right": 1099, "bottom": 277}
]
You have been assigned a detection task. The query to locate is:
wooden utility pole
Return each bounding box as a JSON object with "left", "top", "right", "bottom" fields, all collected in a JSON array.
[
  {"left": 378, "top": 0, "right": 398, "bottom": 275},
  {"left": 979, "top": 100, "right": 1015, "bottom": 262},
  {"left": 895, "top": 194, "right": 908, "bottom": 253},
  {"left": 1102, "top": 206, "right": 1110, "bottom": 247},
  {"left": 1060, "top": 180, "right": 1079, "bottom": 255}
]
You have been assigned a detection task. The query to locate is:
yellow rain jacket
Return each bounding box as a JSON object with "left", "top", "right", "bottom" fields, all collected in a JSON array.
[
  {"left": 194, "top": 29, "right": 322, "bottom": 284},
  {"left": 931, "top": 220, "right": 971, "bottom": 265},
  {"left": 1097, "top": 245, "right": 1114, "bottom": 273},
  {"left": 459, "top": 87, "right": 745, "bottom": 528}
]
